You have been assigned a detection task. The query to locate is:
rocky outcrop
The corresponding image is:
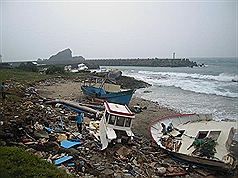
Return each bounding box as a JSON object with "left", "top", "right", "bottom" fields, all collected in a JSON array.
[
  {"left": 116, "top": 76, "right": 151, "bottom": 89},
  {"left": 48, "top": 48, "right": 73, "bottom": 61},
  {"left": 37, "top": 48, "right": 86, "bottom": 65}
]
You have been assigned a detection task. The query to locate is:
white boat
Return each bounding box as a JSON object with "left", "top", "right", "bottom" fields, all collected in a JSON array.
[
  {"left": 78, "top": 63, "right": 88, "bottom": 71},
  {"left": 99, "top": 101, "right": 135, "bottom": 150},
  {"left": 150, "top": 114, "right": 237, "bottom": 171},
  {"left": 70, "top": 63, "right": 88, "bottom": 73}
]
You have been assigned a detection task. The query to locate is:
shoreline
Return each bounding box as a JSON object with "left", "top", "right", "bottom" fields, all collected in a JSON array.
[{"left": 35, "top": 78, "right": 178, "bottom": 139}]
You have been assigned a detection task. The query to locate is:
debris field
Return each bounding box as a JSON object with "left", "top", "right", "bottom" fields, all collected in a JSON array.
[{"left": 0, "top": 78, "right": 236, "bottom": 178}]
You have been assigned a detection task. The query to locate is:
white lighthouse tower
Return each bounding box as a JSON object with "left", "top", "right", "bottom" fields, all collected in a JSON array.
[{"left": 172, "top": 52, "right": 175, "bottom": 59}]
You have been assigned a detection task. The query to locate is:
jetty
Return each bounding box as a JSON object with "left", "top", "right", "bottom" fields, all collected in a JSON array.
[
  {"left": 85, "top": 57, "right": 197, "bottom": 68},
  {"left": 1, "top": 48, "right": 198, "bottom": 69}
]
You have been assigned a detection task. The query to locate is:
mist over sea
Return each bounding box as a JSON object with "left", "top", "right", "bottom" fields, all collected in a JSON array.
[{"left": 104, "top": 57, "right": 238, "bottom": 120}]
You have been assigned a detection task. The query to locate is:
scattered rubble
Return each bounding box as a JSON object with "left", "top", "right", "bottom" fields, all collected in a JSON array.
[{"left": 0, "top": 78, "right": 236, "bottom": 178}]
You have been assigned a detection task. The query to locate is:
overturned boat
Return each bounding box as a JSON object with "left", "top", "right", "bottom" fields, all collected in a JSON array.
[
  {"left": 99, "top": 101, "right": 135, "bottom": 150},
  {"left": 150, "top": 114, "right": 237, "bottom": 171}
]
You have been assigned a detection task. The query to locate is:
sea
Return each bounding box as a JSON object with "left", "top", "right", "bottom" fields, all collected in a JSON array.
[{"left": 102, "top": 57, "right": 238, "bottom": 121}]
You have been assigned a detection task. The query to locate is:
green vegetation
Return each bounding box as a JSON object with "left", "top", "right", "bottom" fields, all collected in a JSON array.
[
  {"left": 46, "top": 65, "right": 65, "bottom": 74},
  {"left": 0, "top": 146, "right": 73, "bottom": 178},
  {"left": 0, "top": 68, "right": 92, "bottom": 103},
  {"left": 18, "top": 62, "right": 39, "bottom": 72},
  {"left": 1, "top": 68, "right": 48, "bottom": 85},
  {"left": 0, "top": 68, "right": 91, "bottom": 86}
]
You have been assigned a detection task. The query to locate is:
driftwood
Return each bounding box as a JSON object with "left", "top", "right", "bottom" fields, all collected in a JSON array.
[{"left": 45, "top": 99, "right": 102, "bottom": 118}]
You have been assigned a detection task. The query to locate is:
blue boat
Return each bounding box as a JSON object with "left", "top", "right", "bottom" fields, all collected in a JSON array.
[{"left": 81, "top": 85, "right": 135, "bottom": 105}]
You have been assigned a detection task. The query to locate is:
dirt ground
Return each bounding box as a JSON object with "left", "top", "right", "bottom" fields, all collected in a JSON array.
[{"left": 35, "top": 80, "right": 178, "bottom": 139}]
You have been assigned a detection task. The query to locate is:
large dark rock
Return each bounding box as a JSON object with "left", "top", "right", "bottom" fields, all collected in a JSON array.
[
  {"left": 116, "top": 76, "right": 151, "bottom": 89},
  {"left": 49, "top": 48, "right": 72, "bottom": 61},
  {"left": 38, "top": 48, "right": 86, "bottom": 65}
]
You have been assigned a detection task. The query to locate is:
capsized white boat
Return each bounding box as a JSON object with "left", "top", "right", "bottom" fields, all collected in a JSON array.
[
  {"left": 70, "top": 63, "right": 88, "bottom": 73},
  {"left": 150, "top": 114, "right": 237, "bottom": 171},
  {"left": 99, "top": 101, "right": 135, "bottom": 150}
]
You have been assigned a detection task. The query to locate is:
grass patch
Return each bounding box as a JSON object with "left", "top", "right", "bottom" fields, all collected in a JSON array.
[
  {"left": 0, "top": 68, "right": 92, "bottom": 101},
  {"left": 0, "top": 146, "right": 73, "bottom": 178},
  {"left": 0, "top": 68, "right": 91, "bottom": 86}
]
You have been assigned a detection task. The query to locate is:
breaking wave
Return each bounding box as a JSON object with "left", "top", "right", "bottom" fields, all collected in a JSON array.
[{"left": 124, "top": 71, "right": 237, "bottom": 98}]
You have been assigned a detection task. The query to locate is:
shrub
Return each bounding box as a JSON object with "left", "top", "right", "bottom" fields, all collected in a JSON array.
[
  {"left": 46, "top": 65, "right": 65, "bottom": 74},
  {"left": 18, "top": 62, "right": 38, "bottom": 72},
  {"left": 0, "top": 146, "right": 72, "bottom": 178}
]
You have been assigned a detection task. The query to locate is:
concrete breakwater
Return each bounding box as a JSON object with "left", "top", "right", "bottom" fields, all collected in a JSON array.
[{"left": 85, "top": 58, "right": 198, "bottom": 68}]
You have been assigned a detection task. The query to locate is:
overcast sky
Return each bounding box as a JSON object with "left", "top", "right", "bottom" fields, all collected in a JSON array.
[{"left": 0, "top": 0, "right": 237, "bottom": 62}]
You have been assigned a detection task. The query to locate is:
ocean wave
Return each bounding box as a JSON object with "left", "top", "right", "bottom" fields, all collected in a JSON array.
[
  {"left": 124, "top": 71, "right": 237, "bottom": 98},
  {"left": 136, "top": 70, "right": 237, "bottom": 82},
  {"left": 134, "top": 86, "right": 238, "bottom": 121}
]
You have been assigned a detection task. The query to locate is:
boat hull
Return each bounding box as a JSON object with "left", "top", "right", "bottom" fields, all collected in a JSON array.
[
  {"left": 171, "top": 151, "right": 234, "bottom": 171},
  {"left": 150, "top": 114, "right": 237, "bottom": 171},
  {"left": 81, "top": 85, "right": 135, "bottom": 105}
]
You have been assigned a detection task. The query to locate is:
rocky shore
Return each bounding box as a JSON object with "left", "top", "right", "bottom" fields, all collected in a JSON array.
[{"left": 0, "top": 75, "right": 236, "bottom": 178}]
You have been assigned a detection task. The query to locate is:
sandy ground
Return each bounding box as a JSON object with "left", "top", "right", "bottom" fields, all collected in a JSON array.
[{"left": 36, "top": 80, "right": 178, "bottom": 139}]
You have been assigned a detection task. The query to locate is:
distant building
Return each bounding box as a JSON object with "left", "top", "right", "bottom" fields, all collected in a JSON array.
[
  {"left": 0, "top": 54, "right": 2, "bottom": 63},
  {"left": 173, "top": 52, "right": 176, "bottom": 59}
]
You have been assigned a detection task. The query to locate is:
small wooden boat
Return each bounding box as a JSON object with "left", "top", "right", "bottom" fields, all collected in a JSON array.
[
  {"left": 81, "top": 85, "right": 135, "bottom": 105},
  {"left": 150, "top": 114, "right": 237, "bottom": 171},
  {"left": 95, "top": 68, "right": 110, "bottom": 77},
  {"left": 107, "top": 69, "right": 122, "bottom": 79}
]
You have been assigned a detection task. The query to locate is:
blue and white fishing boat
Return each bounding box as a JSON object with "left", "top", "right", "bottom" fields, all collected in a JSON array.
[
  {"left": 81, "top": 85, "right": 135, "bottom": 105},
  {"left": 81, "top": 71, "right": 135, "bottom": 105}
]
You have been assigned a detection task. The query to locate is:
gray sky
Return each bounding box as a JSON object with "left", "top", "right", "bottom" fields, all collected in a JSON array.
[{"left": 0, "top": 0, "right": 237, "bottom": 62}]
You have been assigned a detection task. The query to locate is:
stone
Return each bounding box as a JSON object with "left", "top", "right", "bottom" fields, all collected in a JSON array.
[
  {"left": 33, "top": 130, "right": 49, "bottom": 138},
  {"left": 34, "top": 151, "right": 43, "bottom": 158},
  {"left": 101, "top": 168, "right": 114, "bottom": 176},
  {"left": 69, "top": 148, "right": 80, "bottom": 155},
  {"left": 57, "top": 165, "right": 71, "bottom": 175},
  {"left": 157, "top": 167, "right": 166, "bottom": 175},
  {"left": 0, "top": 140, "right": 6, "bottom": 146}
]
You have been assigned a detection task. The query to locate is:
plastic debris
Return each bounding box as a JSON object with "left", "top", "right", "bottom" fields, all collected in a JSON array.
[
  {"left": 61, "top": 140, "right": 83, "bottom": 149},
  {"left": 54, "top": 156, "right": 73, "bottom": 165}
]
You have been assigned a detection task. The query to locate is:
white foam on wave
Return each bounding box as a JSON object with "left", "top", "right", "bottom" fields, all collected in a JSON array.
[
  {"left": 137, "top": 70, "right": 237, "bottom": 82},
  {"left": 134, "top": 86, "right": 238, "bottom": 121},
  {"left": 124, "top": 71, "right": 237, "bottom": 98}
]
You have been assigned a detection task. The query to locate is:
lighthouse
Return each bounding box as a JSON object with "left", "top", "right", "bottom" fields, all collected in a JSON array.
[{"left": 172, "top": 52, "right": 175, "bottom": 59}]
